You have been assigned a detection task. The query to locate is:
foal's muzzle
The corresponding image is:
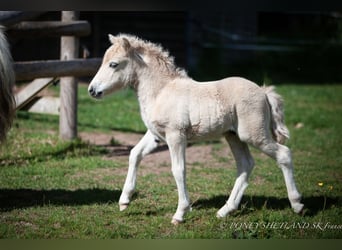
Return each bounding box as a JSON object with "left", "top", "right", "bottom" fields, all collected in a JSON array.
[{"left": 88, "top": 86, "right": 103, "bottom": 99}]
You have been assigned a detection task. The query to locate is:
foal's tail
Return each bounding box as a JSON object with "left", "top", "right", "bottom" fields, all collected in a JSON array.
[
  {"left": 264, "top": 86, "right": 290, "bottom": 144},
  {"left": 0, "top": 26, "right": 15, "bottom": 144}
]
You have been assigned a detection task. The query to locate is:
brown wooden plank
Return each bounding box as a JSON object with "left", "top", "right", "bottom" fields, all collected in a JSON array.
[
  {"left": 14, "top": 58, "right": 101, "bottom": 81},
  {"left": 0, "top": 11, "right": 45, "bottom": 27},
  {"left": 15, "top": 77, "right": 56, "bottom": 110},
  {"left": 9, "top": 21, "right": 91, "bottom": 38}
]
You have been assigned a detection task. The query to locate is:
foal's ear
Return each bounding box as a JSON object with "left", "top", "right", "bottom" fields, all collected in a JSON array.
[
  {"left": 122, "top": 37, "right": 131, "bottom": 51},
  {"left": 108, "top": 34, "right": 116, "bottom": 44},
  {"left": 108, "top": 34, "right": 131, "bottom": 52}
]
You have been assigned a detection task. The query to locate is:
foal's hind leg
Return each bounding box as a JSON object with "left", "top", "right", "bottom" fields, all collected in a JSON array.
[
  {"left": 119, "top": 130, "right": 159, "bottom": 211},
  {"left": 217, "top": 132, "right": 255, "bottom": 218},
  {"left": 256, "top": 140, "right": 304, "bottom": 213}
]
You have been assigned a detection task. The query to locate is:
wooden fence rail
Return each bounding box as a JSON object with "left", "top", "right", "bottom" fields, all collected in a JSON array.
[
  {"left": 0, "top": 11, "right": 45, "bottom": 27},
  {"left": 8, "top": 21, "right": 91, "bottom": 38},
  {"left": 14, "top": 58, "right": 102, "bottom": 81}
]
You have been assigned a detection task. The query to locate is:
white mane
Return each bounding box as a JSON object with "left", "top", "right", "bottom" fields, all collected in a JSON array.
[{"left": 117, "top": 33, "right": 188, "bottom": 78}]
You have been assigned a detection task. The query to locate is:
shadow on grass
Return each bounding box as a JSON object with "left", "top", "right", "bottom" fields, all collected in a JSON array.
[
  {"left": 2, "top": 188, "right": 340, "bottom": 217},
  {"left": 0, "top": 188, "right": 122, "bottom": 212},
  {"left": 0, "top": 140, "right": 107, "bottom": 167},
  {"left": 106, "top": 144, "right": 169, "bottom": 157},
  {"left": 193, "top": 195, "right": 341, "bottom": 217}
]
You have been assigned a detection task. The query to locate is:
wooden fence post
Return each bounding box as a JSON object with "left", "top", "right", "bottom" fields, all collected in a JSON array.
[{"left": 59, "top": 11, "right": 79, "bottom": 140}]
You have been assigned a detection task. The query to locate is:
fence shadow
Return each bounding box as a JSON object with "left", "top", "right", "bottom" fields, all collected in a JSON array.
[
  {"left": 0, "top": 188, "right": 122, "bottom": 212},
  {"left": 193, "top": 194, "right": 341, "bottom": 217},
  {"left": 106, "top": 144, "right": 169, "bottom": 157}
]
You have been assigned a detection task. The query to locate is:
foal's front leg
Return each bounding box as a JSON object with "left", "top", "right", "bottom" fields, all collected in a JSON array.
[
  {"left": 166, "top": 132, "right": 191, "bottom": 225},
  {"left": 119, "top": 130, "right": 159, "bottom": 211}
]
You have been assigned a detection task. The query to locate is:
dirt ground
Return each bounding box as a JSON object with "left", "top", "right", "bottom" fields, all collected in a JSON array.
[{"left": 79, "top": 130, "right": 234, "bottom": 176}]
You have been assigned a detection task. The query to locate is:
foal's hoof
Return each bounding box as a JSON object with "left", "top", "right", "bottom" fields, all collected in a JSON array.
[
  {"left": 171, "top": 218, "right": 183, "bottom": 225},
  {"left": 293, "top": 203, "right": 304, "bottom": 214},
  {"left": 216, "top": 205, "right": 234, "bottom": 218},
  {"left": 119, "top": 204, "right": 129, "bottom": 211},
  {"left": 216, "top": 211, "right": 226, "bottom": 219}
]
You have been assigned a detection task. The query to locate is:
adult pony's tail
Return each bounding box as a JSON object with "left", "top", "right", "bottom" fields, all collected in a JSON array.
[
  {"left": 264, "top": 86, "right": 290, "bottom": 144},
  {"left": 0, "top": 26, "right": 15, "bottom": 144}
]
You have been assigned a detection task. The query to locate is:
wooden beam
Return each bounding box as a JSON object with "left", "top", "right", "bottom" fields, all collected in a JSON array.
[
  {"left": 0, "top": 11, "right": 45, "bottom": 27},
  {"left": 9, "top": 21, "right": 91, "bottom": 38},
  {"left": 14, "top": 58, "right": 102, "bottom": 81},
  {"left": 59, "top": 11, "right": 79, "bottom": 140},
  {"left": 15, "top": 77, "right": 56, "bottom": 110}
]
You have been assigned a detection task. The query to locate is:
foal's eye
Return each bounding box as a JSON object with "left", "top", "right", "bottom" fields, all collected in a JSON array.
[{"left": 109, "top": 62, "right": 119, "bottom": 68}]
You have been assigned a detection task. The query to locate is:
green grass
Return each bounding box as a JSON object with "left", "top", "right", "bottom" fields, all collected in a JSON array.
[
  {"left": 0, "top": 83, "right": 341, "bottom": 239},
  {"left": 15, "top": 85, "right": 146, "bottom": 133}
]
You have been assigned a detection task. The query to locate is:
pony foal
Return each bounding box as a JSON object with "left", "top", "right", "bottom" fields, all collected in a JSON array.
[{"left": 88, "top": 34, "right": 304, "bottom": 224}]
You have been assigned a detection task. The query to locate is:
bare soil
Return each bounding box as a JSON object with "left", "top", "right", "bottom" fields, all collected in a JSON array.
[{"left": 79, "top": 130, "right": 234, "bottom": 176}]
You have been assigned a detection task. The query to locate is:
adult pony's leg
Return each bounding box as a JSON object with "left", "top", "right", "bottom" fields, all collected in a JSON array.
[
  {"left": 119, "top": 130, "right": 159, "bottom": 211},
  {"left": 166, "top": 131, "right": 191, "bottom": 225},
  {"left": 257, "top": 140, "right": 304, "bottom": 213},
  {"left": 217, "top": 132, "right": 254, "bottom": 218}
]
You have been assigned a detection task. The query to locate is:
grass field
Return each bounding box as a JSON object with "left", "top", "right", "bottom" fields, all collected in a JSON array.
[{"left": 0, "top": 83, "right": 341, "bottom": 239}]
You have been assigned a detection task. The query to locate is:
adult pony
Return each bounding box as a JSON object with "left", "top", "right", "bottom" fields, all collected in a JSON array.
[
  {"left": 0, "top": 26, "right": 15, "bottom": 144},
  {"left": 88, "top": 34, "right": 304, "bottom": 224}
]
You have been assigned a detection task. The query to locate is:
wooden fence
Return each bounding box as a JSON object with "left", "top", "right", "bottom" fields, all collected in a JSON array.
[{"left": 0, "top": 11, "right": 102, "bottom": 140}]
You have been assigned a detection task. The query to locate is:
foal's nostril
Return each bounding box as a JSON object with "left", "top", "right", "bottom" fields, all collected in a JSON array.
[{"left": 88, "top": 85, "right": 103, "bottom": 98}]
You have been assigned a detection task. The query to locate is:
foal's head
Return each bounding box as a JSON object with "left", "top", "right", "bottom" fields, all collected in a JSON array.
[{"left": 88, "top": 34, "right": 141, "bottom": 99}]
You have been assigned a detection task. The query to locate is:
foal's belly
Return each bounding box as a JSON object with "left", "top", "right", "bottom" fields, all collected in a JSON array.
[
  {"left": 148, "top": 112, "right": 233, "bottom": 143},
  {"left": 185, "top": 119, "right": 232, "bottom": 141},
  {"left": 186, "top": 99, "right": 235, "bottom": 141}
]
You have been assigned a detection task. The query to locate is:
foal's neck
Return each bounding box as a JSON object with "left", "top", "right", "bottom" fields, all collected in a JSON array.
[
  {"left": 133, "top": 63, "right": 190, "bottom": 115},
  {"left": 136, "top": 74, "right": 168, "bottom": 103}
]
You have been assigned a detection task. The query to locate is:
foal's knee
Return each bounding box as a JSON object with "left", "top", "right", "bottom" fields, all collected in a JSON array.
[
  {"left": 129, "top": 146, "right": 142, "bottom": 165},
  {"left": 276, "top": 145, "right": 293, "bottom": 167}
]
